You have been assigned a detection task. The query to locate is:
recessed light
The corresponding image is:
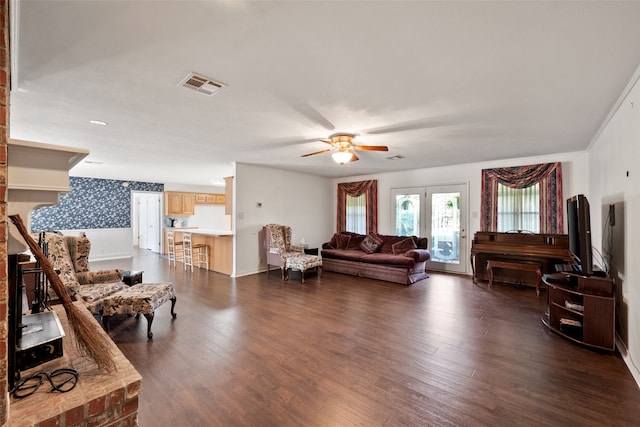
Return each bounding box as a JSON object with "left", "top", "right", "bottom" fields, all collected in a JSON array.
[{"left": 89, "top": 120, "right": 108, "bottom": 126}]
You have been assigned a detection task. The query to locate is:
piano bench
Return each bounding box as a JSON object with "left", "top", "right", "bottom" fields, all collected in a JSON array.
[{"left": 486, "top": 260, "right": 543, "bottom": 296}]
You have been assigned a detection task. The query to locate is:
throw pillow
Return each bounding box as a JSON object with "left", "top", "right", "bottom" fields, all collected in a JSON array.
[
  {"left": 392, "top": 237, "right": 417, "bottom": 255},
  {"left": 360, "top": 233, "right": 384, "bottom": 254},
  {"left": 327, "top": 233, "right": 339, "bottom": 249},
  {"left": 336, "top": 234, "right": 351, "bottom": 250},
  {"left": 347, "top": 234, "right": 365, "bottom": 250}
]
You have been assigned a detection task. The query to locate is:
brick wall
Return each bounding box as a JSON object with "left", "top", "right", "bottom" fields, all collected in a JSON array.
[{"left": 0, "top": 0, "right": 9, "bottom": 424}]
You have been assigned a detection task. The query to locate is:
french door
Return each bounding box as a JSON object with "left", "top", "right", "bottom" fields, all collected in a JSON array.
[{"left": 391, "top": 183, "right": 468, "bottom": 274}]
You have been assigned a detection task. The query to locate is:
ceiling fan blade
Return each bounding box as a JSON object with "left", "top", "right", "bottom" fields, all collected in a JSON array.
[
  {"left": 351, "top": 153, "right": 360, "bottom": 162},
  {"left": 288, "top": 102, "right": 335, "bottom": 131},
  {"left": 363, "top": 116, "right": 453, "bottom": 135},
  {"left": 301, "top": 149, "right": 332, "bottom": 157},
  {"left": 353, "top": 145, "right": 389, "bottom": 152},
  {"left": 320, "top": 139, "right": 333, "bottom": 145}
]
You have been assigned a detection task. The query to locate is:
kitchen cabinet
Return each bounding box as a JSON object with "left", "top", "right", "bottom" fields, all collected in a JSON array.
[
  {"left": 224, "top": 176, "right": 233, "bottom": 215},
  {"left": 194, "top": 193, "right": 225, "bottom": 205},
  {"left": 165, "top": 192, "right": 195, "bottom": 215}
]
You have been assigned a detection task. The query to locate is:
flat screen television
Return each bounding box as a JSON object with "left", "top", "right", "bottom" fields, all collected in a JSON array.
[{"left": 566, "top": 194, "right": 593, "bottom": 275}]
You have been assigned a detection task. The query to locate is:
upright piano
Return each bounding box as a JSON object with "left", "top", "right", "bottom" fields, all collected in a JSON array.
[{"left": 470, "top": 231, "right": 572, "bottom": 288}]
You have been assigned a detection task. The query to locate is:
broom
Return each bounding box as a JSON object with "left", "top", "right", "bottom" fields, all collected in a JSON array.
[{"left": 10, "top": 214, "right": 117, "bottom": 372}]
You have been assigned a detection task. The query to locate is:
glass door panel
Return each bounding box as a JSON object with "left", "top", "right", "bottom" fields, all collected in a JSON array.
[
  {"left": 426, "top": 184, "right": 467, "bottom": 274},
  {"left": 391, "top": 188, "right": 423, "bottom": 236}
]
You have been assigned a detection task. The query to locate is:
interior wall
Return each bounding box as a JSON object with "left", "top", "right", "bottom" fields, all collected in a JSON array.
[
  {"left": 190, "top": 204, "right": 230, "bottom": 230},
  {"left": 234, "top": 163, "right": 332, "bottom": 277},
  {"left": 31, "top": 177, "right": 163, "bottom": 230},
  {"left": 29, "top": 177, "right": 164, "bottom": 260},
  {"left": 330, "top": 151, "right": 589, "bottom": 274},
  {"left": 588, "top": 67, "right": 640, "bottom": 385},
  {"left": 58, "top": 228, "right": 133, "bottom": 261}
]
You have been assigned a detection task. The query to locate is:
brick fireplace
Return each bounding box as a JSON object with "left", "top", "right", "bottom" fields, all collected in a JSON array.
[
  {"left": 9, "top": 303, "right": 142, "bottom": 426},
  {"left": 4, "top": 130, "right": 143, "bottom": 427}
]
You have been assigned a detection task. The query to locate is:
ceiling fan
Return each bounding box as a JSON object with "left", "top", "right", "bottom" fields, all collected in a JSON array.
[{"left": 301, "top": 132, "right": 389, "bottom": 164}]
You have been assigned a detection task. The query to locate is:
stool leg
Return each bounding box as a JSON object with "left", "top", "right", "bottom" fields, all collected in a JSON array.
[
  {"left": 487, "top": 263, "right": 494, "bottom": 289},
  {"left": 144, "top": 312, "right": 155, "bottom": 339},
  {"left": 170, "top": 297, "right": 177, "bottom": 318}
]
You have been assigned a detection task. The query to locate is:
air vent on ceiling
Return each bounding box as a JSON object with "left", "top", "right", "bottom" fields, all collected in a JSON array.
[{"left": 179, "top": 72, "right": 226, "bottom": 96}]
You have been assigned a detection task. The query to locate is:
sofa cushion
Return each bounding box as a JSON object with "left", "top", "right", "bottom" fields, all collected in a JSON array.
[
  {"left": 392, "top": 237, "right": 417, "bottom": 255},
  {"left": 77, "top": 281, "right": 127, "bottom": 303},
  {"left": 336, "top": 234, "right": 351, "bottom": 250},
  {"left": 77, "top": 269, "right": 124, "bottom": 285},
  {"left": 321, "top": 249, "right": 367, "bottom": 262},
  {"left": 327, "top": 233, "right": 339, "bottom": 249},
  {"left": 360, "top": 233, "right": 384, "bottom": 254},
  {"left": 360, "top": 252, "right": 416, "bottom": 267},
  {"left": 347, "top": 234, "right": 365, "bottom": 250},
  {"left": 64, "top": 235, "right": 91, "bottom": 273},
  {"left": 379, "top": 235, "right": 408, "bottom": 254},
  {"left": 32, "top": 232, "right": 80, "bottom": 297}
]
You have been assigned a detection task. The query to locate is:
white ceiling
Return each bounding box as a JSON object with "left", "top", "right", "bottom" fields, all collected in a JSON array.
[{"left": 9, "top": 1, "right": 640, "bottom": 186}]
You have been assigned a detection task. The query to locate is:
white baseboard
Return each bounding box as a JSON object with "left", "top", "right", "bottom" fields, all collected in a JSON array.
[{"left": 616, "top": 334, "right": 640, "bottom": 389}]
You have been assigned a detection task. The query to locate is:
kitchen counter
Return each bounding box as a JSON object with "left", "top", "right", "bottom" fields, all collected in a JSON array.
[
  {"left": 164, "top": 228, "right": 232, "bottom": 275},
  {"left": 170, "top": 228, "right": 233, "bottom": 236}
]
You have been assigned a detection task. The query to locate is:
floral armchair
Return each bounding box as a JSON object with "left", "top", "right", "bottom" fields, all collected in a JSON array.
[
  {"left": 34, "top": 232, "right": 127, "bottom": 314},
  {"left": 263, "top": 224, "right": 302, "bottom": 279}
]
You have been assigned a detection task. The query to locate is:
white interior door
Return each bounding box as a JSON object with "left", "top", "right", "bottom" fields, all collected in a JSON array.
[
  {"left": 426, "top": 184, "right": 468, "bottom": 274},
  {"left": 133, "top": 192, "right": 162, "bottom": 253}
]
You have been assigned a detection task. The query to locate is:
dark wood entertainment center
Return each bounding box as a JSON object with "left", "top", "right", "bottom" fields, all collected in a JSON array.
[{"left": 542, "top": 273, "right": 615, "bottom": 351}]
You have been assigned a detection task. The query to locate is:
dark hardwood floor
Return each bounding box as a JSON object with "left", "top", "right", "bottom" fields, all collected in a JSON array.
[{"left": 93, "top": 249, "right": 640, "bottom": 426}]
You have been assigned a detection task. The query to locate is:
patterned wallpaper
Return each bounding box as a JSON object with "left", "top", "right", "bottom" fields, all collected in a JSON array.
[{"left": 31, "top": 177, "right": 164, "bottom": 231}]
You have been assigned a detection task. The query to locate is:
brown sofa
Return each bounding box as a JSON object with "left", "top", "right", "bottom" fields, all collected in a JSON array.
[{"left": 321, "top": 232, "right": 431, "bottom": 285}]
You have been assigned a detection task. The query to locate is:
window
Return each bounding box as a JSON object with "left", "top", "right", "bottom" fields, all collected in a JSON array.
[
  {"left": 497, "top": 183, "right": 540, "bottom": 233},
  {"left": 337, "top": 180, "right": 378, "bottom": 234},
  {"left": 345, "top": 194, "right": 366, "bottom": 234}
]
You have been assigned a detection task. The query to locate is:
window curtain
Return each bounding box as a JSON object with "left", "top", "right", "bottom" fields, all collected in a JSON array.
[
  {"left": 345, "top": 194, "right": 367, "bottom": 234},
  {"left": 337, "top": 180, "right": 378, "bottom": 234},
  {"left": 497, "top": 183, "right": 540, "bottom": 233},
  {"left": 480, "top": 162, "right": 563, "bottom": 233}
]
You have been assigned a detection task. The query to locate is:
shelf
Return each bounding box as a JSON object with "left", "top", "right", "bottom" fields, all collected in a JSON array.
[{"left": 543, "top": 274, "right": 615, "bottom": 351}]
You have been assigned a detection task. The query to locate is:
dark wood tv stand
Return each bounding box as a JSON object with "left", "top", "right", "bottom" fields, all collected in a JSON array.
[{"left": 542, "top": 273, "right": 615, "bottom": 351}]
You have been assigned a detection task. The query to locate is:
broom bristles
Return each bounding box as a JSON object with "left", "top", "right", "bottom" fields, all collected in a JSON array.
[{"left": 10, "top": 214, "right": 117, "bottom": 372}]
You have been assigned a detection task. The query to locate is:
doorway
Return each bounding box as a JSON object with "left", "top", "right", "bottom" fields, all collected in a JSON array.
[
  {"left": 132, "top": 191, "right": 162, "bottom": 253},
  {"left": 391, "top": 183, "right": 468, "bottom": 274}
]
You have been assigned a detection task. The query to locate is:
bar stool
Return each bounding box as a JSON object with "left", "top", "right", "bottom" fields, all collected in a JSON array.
[
  {"left": 167, "top": 230, "right": 183, "bottom": 267},
  {"left": 182, "top": 232, "right": 209, "bottom": 272}
]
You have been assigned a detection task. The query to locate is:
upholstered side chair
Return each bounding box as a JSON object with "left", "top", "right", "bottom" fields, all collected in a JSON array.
[
  {"left": 33, "top": 232, "right": 127, "bottom": 314},
  {"left": 263, "top": 224, "right": 300, "bottom": 280}
]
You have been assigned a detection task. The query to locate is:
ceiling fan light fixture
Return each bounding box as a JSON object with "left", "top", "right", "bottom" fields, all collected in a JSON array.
[{"left": 332, "top": 151, "right": 354, "bottom": 164}]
